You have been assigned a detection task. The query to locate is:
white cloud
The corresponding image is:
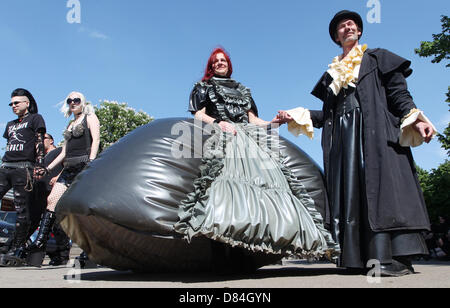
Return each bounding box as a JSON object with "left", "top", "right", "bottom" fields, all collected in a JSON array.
[
  {"left": 89, "top": 30, "right": 108, "bottom": 40},
  {"left": 78, "top": 26, "right": 109, "bottom": 40}
]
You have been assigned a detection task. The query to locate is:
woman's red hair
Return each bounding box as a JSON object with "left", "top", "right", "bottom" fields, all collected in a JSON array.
[{"left": 202, "top": 48, "right": 233, "bottom": 81}]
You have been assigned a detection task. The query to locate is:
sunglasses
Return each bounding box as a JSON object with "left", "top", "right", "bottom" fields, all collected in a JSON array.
[
  {"left": 66, "top": 98, "right": 82, "bottom": 105},
  {"left": 9, "top": 101, "right": 27, "bottom": 107}
]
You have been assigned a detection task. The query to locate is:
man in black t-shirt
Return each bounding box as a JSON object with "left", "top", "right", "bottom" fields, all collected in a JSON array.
[{"left": 0, "top": 88, "right": 46, "bottom": 267}]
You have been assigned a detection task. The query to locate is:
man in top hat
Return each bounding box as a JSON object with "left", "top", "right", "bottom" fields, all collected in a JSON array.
[
  {"left": 277, "top": 10, "right": 436, "bottom": 276},
  {"left": 0, "top": 88, "right": 47, "bottom": 267}
]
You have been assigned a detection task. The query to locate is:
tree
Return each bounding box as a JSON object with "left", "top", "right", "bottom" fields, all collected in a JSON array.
[
  {"left": 417, "top": 162, "right": 450, "bottom": 222},
  {"left": 415, "top": 15, "right": 450, "bottom": 154},
  {"left": 415, "top": 16, "right": 450, "bottom": 223},
  {"left": 95, "top": 100, "right": 154, "bottom": 152},
  {"left": 439, "top": 88, "right": 450, "bottom": 154},
  {"left": 415, "top": 15, "right": 450, "bottom": 67}
]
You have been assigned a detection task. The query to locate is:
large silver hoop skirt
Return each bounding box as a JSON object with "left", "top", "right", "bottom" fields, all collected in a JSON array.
[{"left": 56, "top": 118, "right": 339, "bottom": 272}]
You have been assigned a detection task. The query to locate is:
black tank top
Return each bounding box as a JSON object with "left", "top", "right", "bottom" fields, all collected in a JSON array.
[{"left": 64, "top": 116, "right": 92, "bottom": 158}]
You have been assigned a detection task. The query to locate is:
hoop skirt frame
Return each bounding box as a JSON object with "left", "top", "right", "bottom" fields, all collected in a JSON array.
[{"left": 57, "top": 118, "right": 330, "bottom": 272}]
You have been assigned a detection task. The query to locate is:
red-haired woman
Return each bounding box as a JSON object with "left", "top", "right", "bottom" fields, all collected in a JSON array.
[
  {"left": 174, "top": 48, "right": 339, "bottom": 271},
  {"left": 190, "top": 48, "right": 267, "bottom": 135}
]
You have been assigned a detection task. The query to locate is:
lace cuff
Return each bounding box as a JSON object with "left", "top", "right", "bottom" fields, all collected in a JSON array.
[
  {"left": 400, "top": 108, "right": 437, "bottom": 147},
  {"left": 286, "top": 107, "right": 314, "bottom": 139}
]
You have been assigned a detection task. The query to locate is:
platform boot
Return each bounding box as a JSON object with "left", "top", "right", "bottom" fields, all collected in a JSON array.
[
  {"left": 0, "top": 220, "right": 30, "bottom": 267},
  {"left": 26, "top": 210, "right": 56, "bottom": 267}
]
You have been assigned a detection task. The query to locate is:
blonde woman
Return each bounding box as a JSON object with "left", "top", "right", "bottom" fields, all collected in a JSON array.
[{"left": 28, "top": 91, "right": 100, "bottom": 266}]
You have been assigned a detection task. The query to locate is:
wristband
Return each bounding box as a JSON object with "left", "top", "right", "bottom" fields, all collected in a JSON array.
[{"left": 213, "top": 119, "right": 221, "bottom": 124}]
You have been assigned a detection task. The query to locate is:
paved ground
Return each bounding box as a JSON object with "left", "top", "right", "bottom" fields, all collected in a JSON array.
[{"left": 1, "top": 246, "right": 449, "bottom": 288}]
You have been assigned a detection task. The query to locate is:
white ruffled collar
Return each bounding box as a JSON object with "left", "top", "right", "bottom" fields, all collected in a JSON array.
[{"left": 327, "top": 44, "right": 367, "bottom": 96}]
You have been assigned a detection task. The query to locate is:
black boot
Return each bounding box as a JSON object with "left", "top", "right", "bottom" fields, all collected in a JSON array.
[
  {"left": 48, "top": 223, "right": 71, "bottom": 266},
  {"left": 0, "top": 213, "right": 31, "bottom": 267},
  {"left": 26, "top": 210, "right": 56, "bottom": 267},
  {"left": 0, "top": 227, "right": 29, "bottom": 267},
  {"left": 0, "top": 246, "right": 27, "bottom": 267}
]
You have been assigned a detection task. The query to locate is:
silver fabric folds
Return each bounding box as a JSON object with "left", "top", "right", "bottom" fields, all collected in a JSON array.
[{"left": 174, "top": 124, "right": 339, "bottom": 260}]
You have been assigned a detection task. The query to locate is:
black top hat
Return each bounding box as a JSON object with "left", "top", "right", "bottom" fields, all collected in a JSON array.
[{"left": 329, "top": 10, "right": 363, "bottom": 46}]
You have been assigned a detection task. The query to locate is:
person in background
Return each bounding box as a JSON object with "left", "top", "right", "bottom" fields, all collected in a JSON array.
[
  {"left": 438, "top": 229, "right": 450, "bottom": 260},
  {"left": 34, "top": 133, "right": 71, "bottom": 266}
]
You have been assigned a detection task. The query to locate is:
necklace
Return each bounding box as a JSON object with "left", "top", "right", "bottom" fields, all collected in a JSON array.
[{"left": 18, "top": 112, "right": 30, "bottom": 123}]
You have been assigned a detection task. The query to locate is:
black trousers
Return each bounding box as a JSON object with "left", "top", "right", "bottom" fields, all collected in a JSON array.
[{"left": 0, "top": 167, "right": 35, "bottom": 249}]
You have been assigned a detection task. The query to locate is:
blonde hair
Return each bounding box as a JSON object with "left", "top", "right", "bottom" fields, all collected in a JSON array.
[{"left": 60, "top": 91, "right": 95, "bottom": 118}]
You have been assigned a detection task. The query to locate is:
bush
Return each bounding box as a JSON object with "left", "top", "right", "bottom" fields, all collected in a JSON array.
[{"left": 95, "top": 100, "right": 154, "bottom": 152}]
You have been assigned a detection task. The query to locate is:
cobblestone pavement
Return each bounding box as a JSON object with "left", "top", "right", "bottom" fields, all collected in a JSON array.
[{"left": 0, "top": 246, "right": 449, "bottom": 288}]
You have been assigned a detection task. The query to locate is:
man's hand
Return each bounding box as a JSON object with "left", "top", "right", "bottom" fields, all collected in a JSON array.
[
  {"left": 33, "top": 166, "right": 48, "bottom": 180},
  {"left": 413, "top": 119, "right": 435, "bottom": 143},
  {"left": 270, "top": 116, "right": 284, "bottom": 125},
  {"left": 277, "top": 110, "right": 294, "bottom": 124}
]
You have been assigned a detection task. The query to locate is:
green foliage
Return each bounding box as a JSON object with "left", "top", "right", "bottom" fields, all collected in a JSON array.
[
  {"left": 415, "top": 15, "right": 450, "bottom": 67},
  {"left": 95, "top": 100, "right": 154, "bottom": 152},
  {"left": 415, "top": 16, "right": 450, "bottom": 224},
  {"left": 415, "top": 15, "right": 450, "bottom": 155},
  {"left": 436, "top": 87, "right": 450, "bottom": 155},
  {"left": 418, "top": 161, "right": 450, "bottom": 223}
]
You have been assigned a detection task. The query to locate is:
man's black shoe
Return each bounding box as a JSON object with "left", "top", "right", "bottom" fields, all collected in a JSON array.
[{"left": 379, "top": 259, "right": 413, "bottom": 277}]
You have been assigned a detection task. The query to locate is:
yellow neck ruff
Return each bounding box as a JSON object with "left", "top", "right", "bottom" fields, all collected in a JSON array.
[{"left": 327, "top": 44, "right": 368, "bottom": 96}]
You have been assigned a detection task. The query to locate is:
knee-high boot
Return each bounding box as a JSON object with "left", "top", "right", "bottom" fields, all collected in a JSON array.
[
  {"left": 0, "top": 217, "right": 30, "bottom": 267},
  {"left": 26, "top": 210, "right": 56, "bottom": 267}
]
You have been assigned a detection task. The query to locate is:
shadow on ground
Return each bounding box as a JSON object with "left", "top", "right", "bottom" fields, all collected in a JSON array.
[
  {"left": 70, "top": 259, "right": 450, "bottom": 283},
  {"left": 74, "top": 264, "right": 354, "bottom": 283}
]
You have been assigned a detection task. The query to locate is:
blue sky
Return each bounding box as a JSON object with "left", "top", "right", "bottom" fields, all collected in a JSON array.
[{"left": 0, "top": 0, "right": 448, "bottom": 170}]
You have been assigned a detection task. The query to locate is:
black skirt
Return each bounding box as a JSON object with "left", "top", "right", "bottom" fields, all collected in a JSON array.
[
  {"left": 328, "top": 106, "right": 428, "bottom": 268},
  {"left": 56, "top": 162, "right": 87, "bottom": 187}
]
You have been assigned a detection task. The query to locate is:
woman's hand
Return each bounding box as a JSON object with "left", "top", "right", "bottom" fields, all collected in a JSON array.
[
  {"left": 218, "top": 121, "right": 237, "bottom": 135},
  {"left": 49, "top": 176, "right": 59, "bottom": 187},
  {"left": 276, "top": 110, "right": 294, "bottom": 124},
  {"left": 270, "top": 115, "right": 283, "bottom": 125}
]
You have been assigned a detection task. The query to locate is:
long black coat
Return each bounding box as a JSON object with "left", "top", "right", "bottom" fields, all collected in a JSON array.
[{"left": 310, "top": 48, "right": 430, "bottom": 232}]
